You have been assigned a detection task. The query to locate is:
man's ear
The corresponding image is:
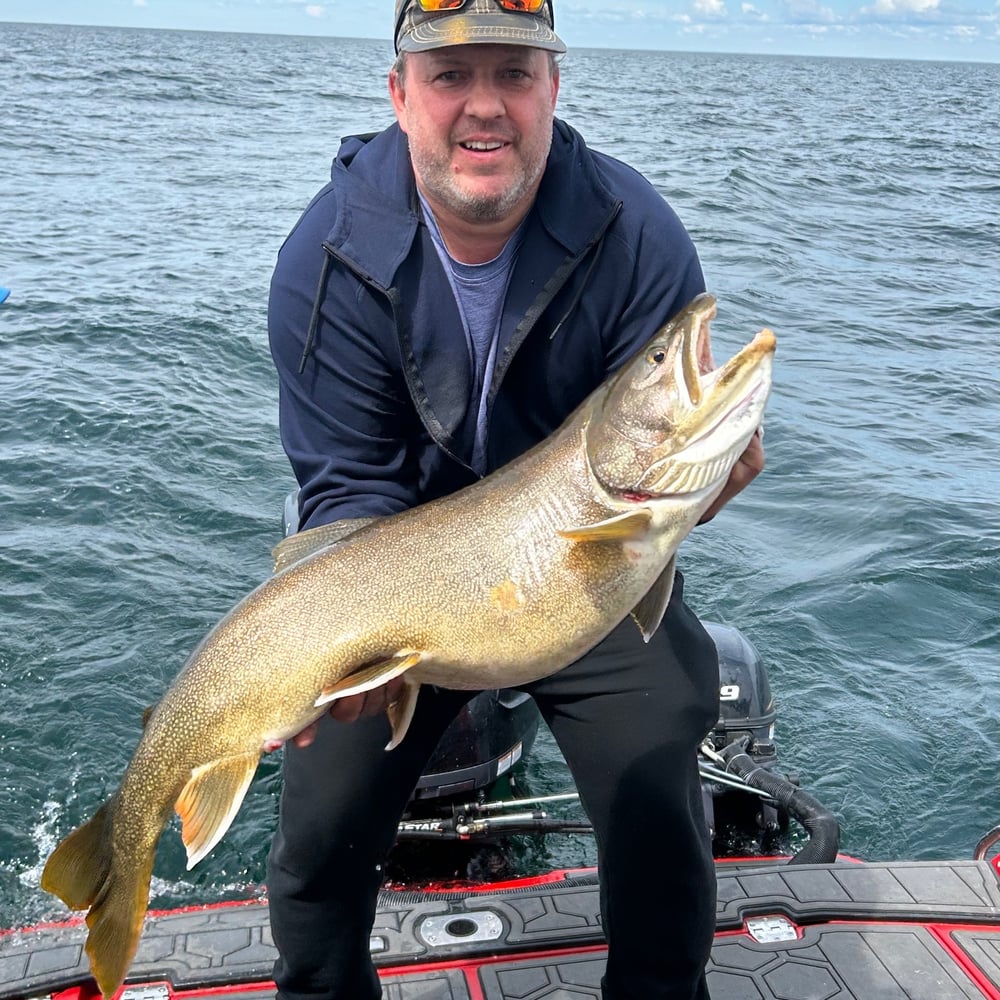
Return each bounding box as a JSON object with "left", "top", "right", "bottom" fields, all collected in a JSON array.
[{"left": 388, "top": 69, "right": 408, "bottom": 132}]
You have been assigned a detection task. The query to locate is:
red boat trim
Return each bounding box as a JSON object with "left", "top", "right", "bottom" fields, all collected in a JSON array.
[
  {"left": 385, "top": 866, "right": 597, "bottom": 894},
  {"left": 931, "top": 924, "right": 1000, "bottom": 1000}
]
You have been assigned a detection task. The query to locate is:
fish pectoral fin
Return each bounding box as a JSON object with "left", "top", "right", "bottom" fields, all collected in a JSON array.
[
  {"left": 175, "top": 753, "right": 260, "bottom": 871},
  {"left": 314, "top": 650, "right": 424, "bottom": 707},
  {"left": 272, "top": 516, "right": 380, "bottom": 574},
  {"left": 385, "top": 677, "right": 421, "bottom": 752},
  {"left": 558, "top": 509, "right": 653, "bottom": 542},
  {"left": 630, "top": 556, "right": 677, "bottom": 643}
]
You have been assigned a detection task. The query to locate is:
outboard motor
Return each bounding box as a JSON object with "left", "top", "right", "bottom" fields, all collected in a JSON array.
[
  {"left": 699, "top": 622, "right": 781, "bottom": 851},
  {"left": 413, "top": 690, "right": 540, "bottom": 802},
  {"left": 700, "top": 621, "right": 840, "bottom": 862}
]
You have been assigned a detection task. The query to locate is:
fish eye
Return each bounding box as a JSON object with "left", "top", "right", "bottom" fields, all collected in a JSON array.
[{"left": 647, "top": 348, "right": 667, "bottom": 365}]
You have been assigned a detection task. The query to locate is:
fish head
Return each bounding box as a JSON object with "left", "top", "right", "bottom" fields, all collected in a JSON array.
[{"left": 584, "top": 293, "right": 775, "bottom": 504}]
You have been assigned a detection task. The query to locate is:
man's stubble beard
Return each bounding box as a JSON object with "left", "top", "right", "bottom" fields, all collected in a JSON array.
[{"left": 409, "top": 125, "right": 552, "bottom": 225}]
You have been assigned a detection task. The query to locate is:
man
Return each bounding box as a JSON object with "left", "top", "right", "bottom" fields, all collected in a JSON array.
[{"left": 267, "top": 1, "right": 764, "bottom": 997}]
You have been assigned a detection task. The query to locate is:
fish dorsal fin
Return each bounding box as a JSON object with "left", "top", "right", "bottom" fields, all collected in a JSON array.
[
  {"left": 314, "top": 650, "right": 424, "bottom": 707},
  {"left": 630, "top": 556, "right": 677, "bottom": 643},
  {"left": 558, "top": 509, "right": 653, "bottom": 542},
  {"left": 175, "top": 752, "right": 260, "bottom": 870},
  {"left": 272, "top": 516, "right": 380, "bottom": 574},
  {"left": 385, "top": 677, "right": 421, "bottom": 751}
]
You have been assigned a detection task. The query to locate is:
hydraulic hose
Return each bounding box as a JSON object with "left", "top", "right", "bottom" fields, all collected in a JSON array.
[{"left": 720, "top": 739, "right": 841, "bottom": 865}]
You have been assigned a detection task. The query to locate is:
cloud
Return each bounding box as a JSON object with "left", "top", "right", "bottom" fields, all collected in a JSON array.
[
  {"left": 304, "top": 4, "right": 324, "bottom": 14},
  {"left": 862, "top": 0, "right": 940, "bottom": 14},
  {"left": 133, "top": 0, "right": 147, "bottom": 6},
  {"left": 693, "top": 0, "right": 727, "bottom": 15}
]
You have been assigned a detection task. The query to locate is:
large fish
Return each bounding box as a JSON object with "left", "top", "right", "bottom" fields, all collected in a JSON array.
[{"left": 41, "top": 292, "right": 775, "bottom": 997}]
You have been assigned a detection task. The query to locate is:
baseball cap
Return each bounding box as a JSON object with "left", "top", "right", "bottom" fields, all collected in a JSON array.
[{"left": 394, "top": 0, "right": 567, "bottom": 55}]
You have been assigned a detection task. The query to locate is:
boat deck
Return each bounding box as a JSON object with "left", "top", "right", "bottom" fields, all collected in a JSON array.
[{"left": 5, "top": 859, "right": 1000, "bottom": 1000}]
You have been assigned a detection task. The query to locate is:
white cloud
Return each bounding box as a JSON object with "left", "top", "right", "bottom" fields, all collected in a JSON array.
[
  {"left": 863, "top": 0, "right": 939, "bottom": 14},
  {"left": 694, "top": 0, "right": 728, "bottom": 15},
  {"left": 133, "top": 0, "right": 147, "bottom": 7},
  {"left": 304, "top": 4, "right": 325, "bottom": 15}
]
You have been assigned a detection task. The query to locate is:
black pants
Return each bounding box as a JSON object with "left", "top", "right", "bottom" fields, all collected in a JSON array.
[{"left": 267, "top": 577, "right": 719, "bottom": 1000}]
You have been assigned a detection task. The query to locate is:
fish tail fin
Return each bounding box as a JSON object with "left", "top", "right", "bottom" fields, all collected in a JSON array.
[
  {"left": 41, "top": 798, "right": 155, "bottom": 998},
  {"left": 41, "top": 799, "right": 115, "bottom": 911},
  {"left": 84, "top": 850, "right": 156, "bottom": 999}
]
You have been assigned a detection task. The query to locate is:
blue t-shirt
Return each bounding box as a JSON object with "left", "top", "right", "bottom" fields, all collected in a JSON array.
[{"left": 419, "top": 191, "right": 525, "bottom": 475}]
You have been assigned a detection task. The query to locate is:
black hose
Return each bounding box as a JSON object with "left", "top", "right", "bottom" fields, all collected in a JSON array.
[{"left": 720, "top": 740, "right": 840, "bottom": 865}]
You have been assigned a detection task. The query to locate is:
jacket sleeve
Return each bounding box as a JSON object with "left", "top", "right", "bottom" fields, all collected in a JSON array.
[
  {"left": 596, "top": 160, "right": 707, "bottom": 377},
  {"left": 268, "top": 187, "right": 418, "bottom": 532}
]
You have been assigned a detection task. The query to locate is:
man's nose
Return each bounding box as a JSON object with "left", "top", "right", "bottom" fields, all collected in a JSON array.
[{"left": 464, "top": 76, "right": 505, "bottom": 119}]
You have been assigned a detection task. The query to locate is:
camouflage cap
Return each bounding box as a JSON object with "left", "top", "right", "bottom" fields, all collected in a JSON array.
[{"left": 394, "top": 0, "right": 566, "bottom": 55}]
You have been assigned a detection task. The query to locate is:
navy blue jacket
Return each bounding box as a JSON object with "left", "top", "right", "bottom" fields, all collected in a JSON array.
[{"left": 269, "top": 120, "right": 705, "bottom": 531}]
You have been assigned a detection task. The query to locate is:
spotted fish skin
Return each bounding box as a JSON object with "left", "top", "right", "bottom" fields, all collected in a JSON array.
[{"left": 40, "top": 293, "right": 775, "bottom": 997}]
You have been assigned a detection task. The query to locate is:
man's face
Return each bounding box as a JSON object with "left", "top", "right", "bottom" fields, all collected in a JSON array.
[{"left": 389, "top": 45, "right": 559, "bottom": 228}]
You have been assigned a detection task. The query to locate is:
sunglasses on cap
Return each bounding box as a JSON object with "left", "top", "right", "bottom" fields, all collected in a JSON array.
[
  {"left": 412, "top": 0, "right": 547, "bottom": 12},
  {"left": 394, "top": 0, "right": 564, "bottom": 55}
]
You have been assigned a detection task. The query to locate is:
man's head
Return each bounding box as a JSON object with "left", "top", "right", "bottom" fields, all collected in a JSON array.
[
  {"left": 389, "top": 1, "right": 564, "bottom": 247},
  {"left": 393, "top": 0, "right": 565, "bottom": 56}
]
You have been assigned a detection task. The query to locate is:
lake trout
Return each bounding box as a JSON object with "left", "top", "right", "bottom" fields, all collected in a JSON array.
[{"left": 41, "top": 292, "right": 775, "bottom": 997}]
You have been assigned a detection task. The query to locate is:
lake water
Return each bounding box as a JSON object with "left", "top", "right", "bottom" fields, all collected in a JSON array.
[{"left": 1, "top": 21, "right": 998, "bottom": 927}]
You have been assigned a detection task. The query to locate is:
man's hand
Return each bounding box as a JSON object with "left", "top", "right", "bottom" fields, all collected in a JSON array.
[
  {"left": 697, "top": 427, "right": 765, "bottom": 524},
  {"left": 290, "top": 676, "right": 408, "bottom": 749}
]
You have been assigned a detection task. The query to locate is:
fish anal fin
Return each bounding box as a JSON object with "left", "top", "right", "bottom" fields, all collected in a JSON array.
[
  {"left": 272, "top": 517, "right": 380, "bottom": 575},
  {"left": 385, "top": 678, "right": 421, "bottom": 751},
  {"left": 558, "top": 509, "right": 653, "bottom": 543},
  {"left": 175, "top": 753, "right": 260, "bottom": 871},
  {"left": 315, "top": 650, "right": 424, "bottom": 706},
  {"left": 630, "top": 556, "right": 677, "bottom": 643}
]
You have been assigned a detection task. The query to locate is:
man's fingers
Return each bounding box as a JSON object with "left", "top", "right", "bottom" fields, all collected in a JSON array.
[
  {"left": 328, "top": 676, "right": 408, "bottom": 723},
  {"left": 291, "top": 721, "right": 319, "bottom": 748}
]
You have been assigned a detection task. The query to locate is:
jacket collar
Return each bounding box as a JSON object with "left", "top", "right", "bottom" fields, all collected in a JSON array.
[{"left": 324, "top": 120, "right": 618, "bottom": 287}]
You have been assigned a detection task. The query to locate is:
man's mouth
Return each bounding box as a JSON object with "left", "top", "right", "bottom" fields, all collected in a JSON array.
[{"left": 460, "top": 140, "right": 507, "bottom": 152}]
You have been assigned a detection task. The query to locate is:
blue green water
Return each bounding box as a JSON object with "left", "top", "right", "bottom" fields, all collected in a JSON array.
[{"left": 2, "top": 22, "right": 998, "bottom": 929}]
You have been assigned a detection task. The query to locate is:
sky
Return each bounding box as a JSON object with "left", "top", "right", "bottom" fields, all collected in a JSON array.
[{"left": 0, "top": 0, "right": 997, "bottom": 61}]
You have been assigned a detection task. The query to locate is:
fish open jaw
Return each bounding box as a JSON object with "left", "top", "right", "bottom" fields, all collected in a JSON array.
[{"left": 634, "top": 326, "right": 774, "bottom": 498}]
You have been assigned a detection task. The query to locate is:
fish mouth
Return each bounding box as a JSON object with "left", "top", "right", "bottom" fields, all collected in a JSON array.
[
  {"left": 634, "top": 313, "right": 775, "bottom": 497},
  {"left": 683, "top": 327, "right": 775, "bottom": 446},
  {"left": 584, "top": 293, "right": 775, "bottom": 500}
]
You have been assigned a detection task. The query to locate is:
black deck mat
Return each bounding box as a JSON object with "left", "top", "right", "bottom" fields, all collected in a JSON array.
[{"left": 4, "top": 861, "right": 1000, "bottom": 999}]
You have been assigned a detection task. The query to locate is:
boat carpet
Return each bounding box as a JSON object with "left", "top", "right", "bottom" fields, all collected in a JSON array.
[{"left": 4, "top": 860, "right": 1000, "bottom": 1000}]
